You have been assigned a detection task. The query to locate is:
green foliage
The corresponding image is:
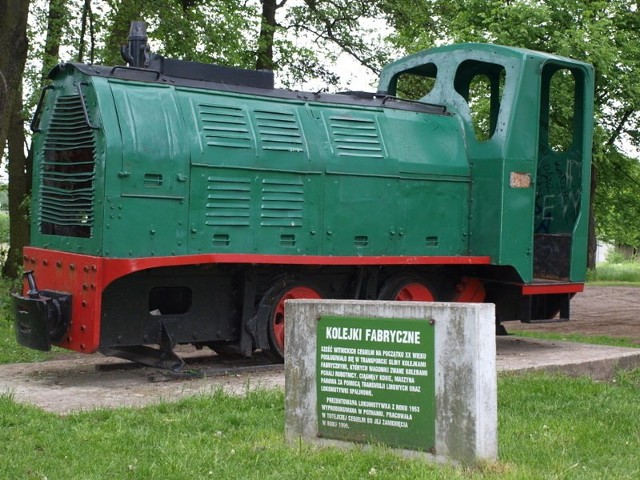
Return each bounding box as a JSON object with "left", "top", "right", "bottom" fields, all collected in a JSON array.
[
  {"left": 0, "top": 372, "right": 639, "bottom": 479},
  {"left": 606, "top": 248, "right": 628, "bottom": 264},
  {"left": 595, "top": 149, "right": 640, "bottom": 249},
  {"left": 100, "top": 0, "right": 260, "bottom": 68},
  {"left": 25, "top": 1, "right": 391, "bottom": 93},
  {"left": 0, "top": 214, "right": 9, "bottom": 244}
]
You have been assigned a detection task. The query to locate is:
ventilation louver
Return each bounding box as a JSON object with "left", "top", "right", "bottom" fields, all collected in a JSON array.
[{"left": 40, "top": 94, "right": 96, "bottom": 238}]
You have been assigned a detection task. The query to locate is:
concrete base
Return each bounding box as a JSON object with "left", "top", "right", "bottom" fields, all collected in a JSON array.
[
  {"left": 496, "top": 336, "right": 640, "bottom": 380},
  {"left": 285, "top": 300, "right": 497, "bottom": 465}
]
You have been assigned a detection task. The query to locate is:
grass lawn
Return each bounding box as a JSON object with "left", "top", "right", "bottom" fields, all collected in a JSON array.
[
  {"left": 0, "top": 272, "right": 638, "bottom": 478},
  {"left": 0, "top": 369, "right": 639, "bottom": 480},
  {"left": 510, "top": 330, "right": 640, "bottom": 349},
  {"left": 0, "top": 317, "right": 55, "bottom": 364},
  {"left": 588, "top": 261, "right": 640, "bottom": 284}
]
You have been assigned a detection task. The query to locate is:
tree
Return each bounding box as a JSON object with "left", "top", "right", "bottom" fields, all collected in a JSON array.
[
  {"left": 77, "top": 0, "right": 96, "bottom": 63},
  {"left": 3, "top": 87, "right": 30, "bottom": 278},
  {"left": 280, "top": 0, "right": 391, "bottom": 87},
  {"left": 595, "top": 149, "right": 640, "bottom": 248},
  {"left": 256, "top": 0, "right": 283, "bottom": 71},
  {"left": 0, "top": 0, "right": 30, "bottom": 162},
  {"left": 3, "top": 0, "right": 68, "bottom": 277},
  {"left": 1, "top": 1, "right": 30, "bottom": 278},
  {"left": 101, "top": 0, "right": 259, "bottom": 67}
]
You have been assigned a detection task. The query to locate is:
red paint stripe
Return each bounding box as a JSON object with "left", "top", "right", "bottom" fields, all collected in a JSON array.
[
  {"left": 521, "top": 283, "right": 584, "bottom": 295},
  {"left": 102, "top": 253, "right": 491, "bottom": 283},
  {"left": 24, "top": 248, "right": 491, "bottom": 289}
]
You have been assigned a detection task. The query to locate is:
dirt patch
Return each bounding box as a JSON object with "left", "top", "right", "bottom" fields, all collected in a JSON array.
[
  {"left": 1, "top": 286, "right": 638, "bottom": 414},
  {"left": 512, "top": 286, "right": 640, "bottom": 344},
  {"left": 0, "top": 352, "right": 285, "bottom": 414}
]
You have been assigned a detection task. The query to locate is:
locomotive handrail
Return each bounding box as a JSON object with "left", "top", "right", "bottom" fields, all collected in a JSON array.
[
  {"left": 110, "top": 65, "right": 162, "bottom": 80},
  {"left": 381, "top": 94, "right": 447, "bottom": 114},
  {"left": 30, "top": 85, "right": 55, "bottom": 133},
  {"left": 76, "top": 83, "right": 100, "bottom": 130}
]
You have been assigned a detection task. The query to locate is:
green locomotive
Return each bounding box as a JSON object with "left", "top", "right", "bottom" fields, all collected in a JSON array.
[{"left": 13, "top": 23, "right": 594, "bottom": 366}]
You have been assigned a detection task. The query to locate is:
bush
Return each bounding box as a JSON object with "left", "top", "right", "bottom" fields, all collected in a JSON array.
[{"left": 605, "top": 248, "right": 627, "bottom": 264}]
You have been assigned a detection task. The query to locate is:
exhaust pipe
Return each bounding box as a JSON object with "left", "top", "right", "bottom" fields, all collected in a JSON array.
[{"left": 120, "top": 21, "right": 149, "bottom": 68}]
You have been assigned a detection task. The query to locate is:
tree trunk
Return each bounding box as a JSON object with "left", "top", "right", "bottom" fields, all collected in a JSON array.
[
  {"left": 41, "top": 0, "right": 67, "bottom": 82},
  {"left": 0, "top": 0, "right": 30, "bottom": 162},
  {"left": 76, "top": 0, "right": 97, "bottom": 63},
  {"left": 2, "top": 0, "right": 66, "bottom": 278},
  {"left": 3, "top": 92, "right": 29, "bottom": 278},
  {"left": 256, "top": 0, "right": 280, "bottom": 71}
]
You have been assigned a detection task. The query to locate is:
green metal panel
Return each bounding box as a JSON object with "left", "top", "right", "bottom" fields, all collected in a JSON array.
[
  {"left": 187, "top": 167, "right": 322, "bottom": 255},
  {"left": 533, "top": 62, "right": 594, "bottom": 281},
  {"left": 321, "top": 109, "right": 391, "bottom": 176},
  {"left": 176, "top": 88, "right": 313, "bottom": 171},
  {"left": 109, "top": 80, "right": 190, "bottom": 198},
  {"left": 323, "top": 175, "right": 397, "bottom": 255},
  {"left": 104, "top": 80, "right": 190, "bottom": 257},
  {"left": 397, "top": 179, "right": 470, "bottom": 255},
  {"left": 40, "top": 95, "right": 96, "bottom": 233},
  {"left": 319, "top": 105, "right": 396, "bottom": 256},
  {"left": 177, "top": 88, "right": 324, "bottom": 256},
  {"left": 316, "top": 101, "right": 470, "bottom": 257},
  {"left": 174, "top": 85, "right": 469, "bottom": 258},
  {"left": 188, "top": 168, "right": 255, "bottom": 253}
]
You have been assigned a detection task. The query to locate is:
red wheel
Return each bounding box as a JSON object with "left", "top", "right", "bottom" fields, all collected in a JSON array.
[
  {"left": 393, "top": 282, "right": 435, "bottom": 301},
  {"left": 378, "top": 275, "right": 437, "bottom": 301},
  {"left": 266, "top": 285, "right": 321, "bottom": 362},
  {"left": 452, "top": 277, "right": 486, "bottom": 303}
]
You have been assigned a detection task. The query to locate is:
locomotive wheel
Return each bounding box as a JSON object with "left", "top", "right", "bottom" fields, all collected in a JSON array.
[
  {"left": 452, "top": 277, "right": 486, "bottom": 303},
  {"left": 378, "top": 275, "right": 437, "bottom": 301},
  {"left": 263, "top": 284, "right": 322, "bottom": 362}
]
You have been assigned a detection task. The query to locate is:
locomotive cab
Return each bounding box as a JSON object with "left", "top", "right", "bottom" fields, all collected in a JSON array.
[{"left": 378, "top": 45, "right": 594, "bottom": 321}]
